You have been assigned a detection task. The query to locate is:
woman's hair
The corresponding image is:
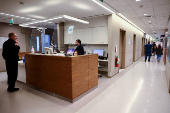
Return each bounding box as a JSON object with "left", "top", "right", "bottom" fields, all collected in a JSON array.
[
  {"left": 158, "top": 44, "right": 162, "bottom": 50},
  {"left": 74, "top": 50, "right": 80, "bottom": 55}
]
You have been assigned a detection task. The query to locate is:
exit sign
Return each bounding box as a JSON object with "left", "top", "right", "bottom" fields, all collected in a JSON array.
[
  {"left": 100, "top": 0, "right": 104, "bottom": 2},
  {"left": 156, "top": 37, "right": 159, "bottom": 39}
]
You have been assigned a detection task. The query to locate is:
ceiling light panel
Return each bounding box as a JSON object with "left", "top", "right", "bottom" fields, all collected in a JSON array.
[{"left": 92, "top": 0, "right": 115, "bottom": 14}]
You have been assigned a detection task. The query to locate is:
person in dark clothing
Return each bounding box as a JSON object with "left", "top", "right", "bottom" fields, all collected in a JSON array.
[
  {"left": 156, "top": 44, "right": 163, "bottom": 62},
  {"left": 75, "top": 39, "right": 84, "bottom": 55},
  {"left": 2, "top": 33, "right": 20, "bottom": 92},
  {"left": 152, "top": 42, "right": 156, "bottom": 55},
  {"left": 144, "top": 41, "right": 153, "bottom": 62}
]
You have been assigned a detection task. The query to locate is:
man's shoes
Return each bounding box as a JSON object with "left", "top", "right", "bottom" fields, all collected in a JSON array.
[
  {"left": 158, "top": 59, "right": 160, "bottom": 62},
  {"left": 145, "top": 59, "right": 146, "bottom": 62},
  {"left": 7, "top": 88, "right": 19, "bottom": 92},
  {"left": 148, "top": 60, "right": 150, "bottom": 62}
]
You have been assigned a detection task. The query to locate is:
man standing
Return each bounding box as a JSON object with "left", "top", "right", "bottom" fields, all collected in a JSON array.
[
  {"left": 75, "top": 39, "right": 84, "bottom": 55},
  {"left": 2, "top": 33, "right": 20, "bottom": 92},
  {"left": 144, "top": 41, "right": 153, "bottom": 62}
]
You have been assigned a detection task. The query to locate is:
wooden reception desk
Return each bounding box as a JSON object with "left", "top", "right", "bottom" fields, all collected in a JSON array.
[{"left": 25, "top": 54, "right": 98, "bottom": 101}]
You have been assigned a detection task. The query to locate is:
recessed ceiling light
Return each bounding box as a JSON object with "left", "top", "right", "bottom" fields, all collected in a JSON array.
[
  {"left": 15, "top": 16, "right": 20, "bottom": 17},
  {"left": 0, "top": 13, "right": 5, "bottom": 14},
  {"left": 31, "top": 19, "right": 36, "bottom": 20},
  {"left": 144, "top": 14, "right": 148, "bottom": 16},
  {"left": 10, "top": 15, "right": 14, "bottom": 16},
  {"left": 48, "top": 22, "right": 52, "bottom": 23},
  {"left": 26, "top": 18, "right": 30, "bottom": 19},
  {"left": 151, "top": 26, "right": 153, "bottom": 27},
  {"left": 21, "top": 17, "right": 25, "bottom": 18},
  {"left": 136, "top": 0, "right": 141, "bottom": 1},
  {"left": 5, "top": 14, "right": 9, "bottom": 15},
  {"left": 148, "top": 21, "right": 151, "bottom": 22}
]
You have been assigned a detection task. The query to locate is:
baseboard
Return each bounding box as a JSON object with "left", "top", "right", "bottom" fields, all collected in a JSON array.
[
  {"left": 16, "top": 80, "right": 98, "bottom": 103},
  {"left": 0, "top": 70, "right": 6, "bottom": 72},
  {"left": 107, "top": 72, "right": 119, "bottom": 78}
]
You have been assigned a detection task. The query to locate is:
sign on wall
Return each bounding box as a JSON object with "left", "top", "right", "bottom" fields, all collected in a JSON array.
[
  {"left": 68, "top": 26, "right": 74, "bottom": 34},
  {"left": 0, "top": 37, "right": 8, "bottom": 49}
]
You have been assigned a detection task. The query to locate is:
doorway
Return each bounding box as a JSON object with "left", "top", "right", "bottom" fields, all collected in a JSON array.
[
  {"left": 141, "top": 38, "right": 145, "bottom": 56},
  {"left": 133, "top": 35, "right": 136, "bottom": 62},
  {"left": 119, "top": 29, "right": 126, "bottom": 69}
]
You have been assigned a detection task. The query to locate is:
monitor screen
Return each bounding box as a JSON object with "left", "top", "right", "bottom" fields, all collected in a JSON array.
[
  {"left": 93, "top": 49, "right": 104, "bottom": 56},
  {"left": 67, "top": 49, "right": 74, "bottom": 54}
]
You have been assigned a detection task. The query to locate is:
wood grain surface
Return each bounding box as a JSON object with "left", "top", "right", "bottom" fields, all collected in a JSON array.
[{"left": 25, "top": 54, "right": 98, "bottom": 100}]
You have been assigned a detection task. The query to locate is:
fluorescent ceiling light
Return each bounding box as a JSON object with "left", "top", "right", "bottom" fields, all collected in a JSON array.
[
  {"left": 26, "top": 18, "right": 30, "bottom": 19},
  {"left": 63, "top": 15, "right": 89, "bottom": 24},
  {"left": 5, "top": 14, "right": 9, "bottom": 15},
  {"left": 136, "top": 0, "right": 141, "bottom": 1},
  {"left": 15, "top": 16, "right": 20, "bottom": 17},
  {"left": 10, "top": 15, "right": 14, "bottom": 16},
  {"left": 144, "top": 14, "right": 148, "bottom": 16},
  {"left": 118, "top": 13, "right": 145, "bottom": 33},
  {"left": 92, "top": 0, "right": 115, "bottom": 14},
  {"left": 32, "top": 19, "right": 36, "bottom": 20},
  {"left": 53, "top": 17, "right": 62, "bottom": 19},
  {"left": 148, "top": 21, "right": 151, "bottom": 22},
  {"left": 48, "top": 22, "right": 52, "bottom": 23},
  {"left": 21, "top": 17, "right": 25, "bottom": 18},
  {"left": 0, "top": 13, "right": 4, "bottom": 14}
]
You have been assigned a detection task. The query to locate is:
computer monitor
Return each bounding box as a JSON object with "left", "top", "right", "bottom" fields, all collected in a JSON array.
[
  {"left": 93, "top": 49, "right": 104, "bottom": 56},
  {"left": 67, "top": 49, "right": 74, "bottom": 54}
]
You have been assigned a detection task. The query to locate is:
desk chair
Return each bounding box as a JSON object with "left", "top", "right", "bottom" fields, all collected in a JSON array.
[{"left": 98, "top": 62, "right": 103, "bottom": 77}]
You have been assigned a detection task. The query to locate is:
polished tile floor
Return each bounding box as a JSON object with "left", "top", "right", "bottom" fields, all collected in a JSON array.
[{"left": 0, "top": 57, "right": 170, "bottom": 113}]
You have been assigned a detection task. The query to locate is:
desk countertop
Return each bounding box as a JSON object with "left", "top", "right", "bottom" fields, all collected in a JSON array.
[{"left": 98, "top": 59, "right": 108, "bottom": 62}]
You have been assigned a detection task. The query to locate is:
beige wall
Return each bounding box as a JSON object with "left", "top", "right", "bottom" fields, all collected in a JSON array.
[
  {"left": 108, "top": 14, "right": 144, "bottom": 77},
  {"left": 58, "top": 23, "right": 67, "bottom": 52}
]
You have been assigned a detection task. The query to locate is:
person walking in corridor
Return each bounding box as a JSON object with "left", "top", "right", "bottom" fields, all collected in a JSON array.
[
  {"left": 2, "top": 33, "right": 20, "bottom": 92},
  {"left": 144, "top": 41, "right": 153, "bottom": 62},
  {"left": 156, "top": 43, "right": 163, "bottom": 62}
]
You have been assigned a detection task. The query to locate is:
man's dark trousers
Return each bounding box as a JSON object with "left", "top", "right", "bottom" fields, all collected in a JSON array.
[
  {"left": 145, "top": 52, "right": 151, "bottom": 61},
  {"left": 6, "top": 60, "right": 18, "bottom": 90}
]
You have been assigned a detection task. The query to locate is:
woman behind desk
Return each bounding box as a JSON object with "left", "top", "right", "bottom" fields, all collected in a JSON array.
[{"left": 74, "top": 50, "right": 80, "bottom": 56}]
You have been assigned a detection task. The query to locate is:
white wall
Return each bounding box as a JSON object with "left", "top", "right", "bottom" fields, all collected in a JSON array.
[{"left": 108, "top": 14, "right": 144, "bottom": 77}]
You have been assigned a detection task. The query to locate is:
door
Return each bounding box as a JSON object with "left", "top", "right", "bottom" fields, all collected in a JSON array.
[
  {"left": 133, "top": 35, "right": 136, "bottom": 62},
  {"left": 141, "top": 38, "right": 145, "bottom": 56},
  {"left": 119, "top": 30, "right": 126, "bottom": 69}
]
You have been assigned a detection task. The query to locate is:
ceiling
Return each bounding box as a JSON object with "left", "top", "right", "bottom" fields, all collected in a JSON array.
[
  {"left": 0, "top": 0, "right": 170, "bottom": 39},
  {"left": 105, "top": 0, "right": 170, "bottom": 39}
]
